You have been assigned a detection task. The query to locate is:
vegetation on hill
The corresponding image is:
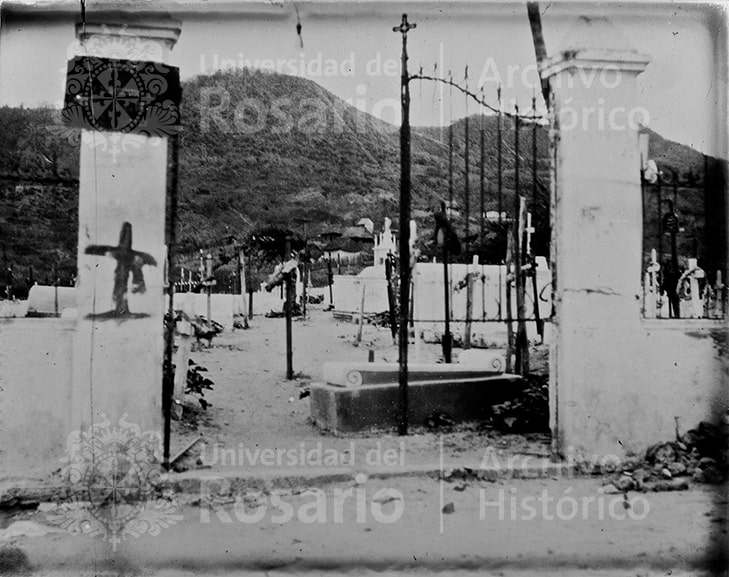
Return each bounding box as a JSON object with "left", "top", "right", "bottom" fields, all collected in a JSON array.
[{"left": 0, "top": 107, "right": 79, "bottom": 291}]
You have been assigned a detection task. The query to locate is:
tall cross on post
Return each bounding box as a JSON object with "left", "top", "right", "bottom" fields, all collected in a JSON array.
[{"left": 393, "top": 13, "right": 415, "bottom": 436}]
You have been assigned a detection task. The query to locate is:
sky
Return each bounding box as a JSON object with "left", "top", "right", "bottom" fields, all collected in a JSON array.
[{"left": 0, "top": 1, "right": 726, "bottom": 157}]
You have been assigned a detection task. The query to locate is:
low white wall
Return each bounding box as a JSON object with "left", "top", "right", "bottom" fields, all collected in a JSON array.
[
  {"left": 243, "top": 289, "right": 313, "bottom": 316},
  {"left": 172, "top": 293, "right": 246, "bottom": 326},
  {"left": 26, "top": 286, "right": 76, "bottom": 316},
  {"left": 331, "top": 275, "right": 389, "bottom": 314},
  {"left": 413, "top": 262, "right": 551, "bottom": 321},
  {"left": 174, "top": 282, "right": 319, "bottom": 320},
  {"left": 0, "top": 318, "right": 75, "bottom": 477},
  {"left": 0, "top": 299, "right": 28, "bottom": 318},
  {"left": 413, "top": 262, "right": 551, "bottom": 345},
  {"left": 248, "top": 290, "right": 286, "bottom": 316},
  {"left": 330, "top": 263, "right": 551, "bottom": 313},
  {"left": 328, "top": 263, "right": 552, "bottom": 347}
]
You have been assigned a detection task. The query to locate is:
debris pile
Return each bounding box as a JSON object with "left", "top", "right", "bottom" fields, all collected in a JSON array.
[
  {"left": 425, "top": 411, "right": 455, "bottom": 429},
  {"left": 603, "top": 421, "right": 728, "bottom": 492},
  {"left": 490, "top": 374, "right": 549, "bottom": 433},
  {"left": 367, "top": 311, "right": 387, "bottom": 327},
  {"left": 420, "top": 328, "right": 507, "bottom": 350},
  {"left": 369, "top": 310, "right": 395, "bottom": 328},
  {"left": 265, "top": 303, "right": 302, "bottom": 318}
]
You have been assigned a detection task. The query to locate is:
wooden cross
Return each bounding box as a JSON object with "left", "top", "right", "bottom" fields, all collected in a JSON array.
[{"left": 525, "top": 212, "right": 535, "bottom": 254}]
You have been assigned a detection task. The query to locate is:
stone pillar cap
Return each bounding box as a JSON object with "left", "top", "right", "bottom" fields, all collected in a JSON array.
[
  {"left": 75, "top": 11, "right": 181, "bottom": 48},
  {"left": 542, "top": 15, "right": 650, "bottom": 77}
]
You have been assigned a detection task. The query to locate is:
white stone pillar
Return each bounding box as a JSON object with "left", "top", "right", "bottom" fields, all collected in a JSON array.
[
  {"left": 542, "top": 16, "right": 650, "bottom": 456},
  {"left": 71, "top": 16, "right": 181, "bottom": 440}
]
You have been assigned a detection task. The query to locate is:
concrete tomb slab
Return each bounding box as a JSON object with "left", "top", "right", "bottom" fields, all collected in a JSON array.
[
  {"left": 322, "top": 356, "right": 506, "bottom": 387},
  {"left": 313, "top": 354, "right": 522, "bottom": 432},
  {"left": 310, "top": 375, "right": 525, "bottom": 433}
]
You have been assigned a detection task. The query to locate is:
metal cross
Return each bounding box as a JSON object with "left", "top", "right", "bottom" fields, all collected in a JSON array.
[
  {"left": 393, "top": 13, "right": 416, "bottom": 36},
  {"left": 392, "top": 12, "right": 416, "bottom": 437}
]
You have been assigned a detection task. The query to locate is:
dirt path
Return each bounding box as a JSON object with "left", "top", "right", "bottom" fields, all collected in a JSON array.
[{"left": 171, "top": 306, "right": 550, "bottom": 473}]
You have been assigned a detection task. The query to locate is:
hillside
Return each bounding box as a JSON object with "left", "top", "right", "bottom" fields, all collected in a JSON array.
[
  {"left": 0, "top": 69, "right": 722, "bottom": 290},
  {"left": 176, "top": 69, "right": 556, "bottom": 265},
  {"left": 0, "top": 107, "right": 80, "bottom": 290},
  {"left": 176, "top": 69, "right": 401, "bottom": 251}
]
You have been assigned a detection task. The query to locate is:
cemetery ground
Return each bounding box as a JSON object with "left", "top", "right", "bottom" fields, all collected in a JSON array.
[{"left": 169, "top": 303, "right": 551, "bottom": 477}]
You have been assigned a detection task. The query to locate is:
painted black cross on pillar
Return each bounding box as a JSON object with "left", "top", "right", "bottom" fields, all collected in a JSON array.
[
  {"left": 393, "top": 13, "right": 415, "bottom": 437},
  {"left": 85, "top": 222, "right": 157, "bottom": 319}
]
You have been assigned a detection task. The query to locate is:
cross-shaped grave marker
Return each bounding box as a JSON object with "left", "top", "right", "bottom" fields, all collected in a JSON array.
[{"left": 525, "top": 212, "right": 535, "bottom": 255}]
